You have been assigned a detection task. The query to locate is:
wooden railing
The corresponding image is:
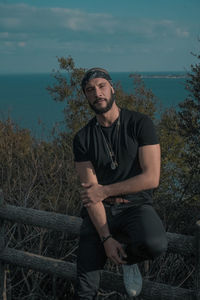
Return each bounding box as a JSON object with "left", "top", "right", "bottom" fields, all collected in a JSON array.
[{"left": 0, "top": 190, "right": 199, "bottom": 300}]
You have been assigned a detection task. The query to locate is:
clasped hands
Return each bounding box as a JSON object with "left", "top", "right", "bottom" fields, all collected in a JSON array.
[{"left": 80, "top": 182, "right": 107, "bottom": 207}]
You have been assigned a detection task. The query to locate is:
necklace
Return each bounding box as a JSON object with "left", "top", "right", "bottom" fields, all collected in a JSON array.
[{"left": 96, "top": 111, "right": 120, "bottom": 170}]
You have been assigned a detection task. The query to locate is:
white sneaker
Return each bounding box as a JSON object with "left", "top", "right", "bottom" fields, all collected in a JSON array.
[{"left": 122, "top": 263, "right": 142, "bottom": 297}]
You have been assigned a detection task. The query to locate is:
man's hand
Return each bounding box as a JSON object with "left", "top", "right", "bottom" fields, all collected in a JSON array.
[
  {"left": 81, "top": 182, "right": 108, "bottom": 207},
  {"left": 103, "top": 238, "right": 127, "bottom": 265}
]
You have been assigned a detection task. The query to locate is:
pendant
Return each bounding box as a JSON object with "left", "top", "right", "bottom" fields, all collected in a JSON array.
[
  {"left": 111, "top": 162, "right": 116, "bottom": 170},
  {"left": 111, "top": 161, "right": 118, "bottom": 170}
]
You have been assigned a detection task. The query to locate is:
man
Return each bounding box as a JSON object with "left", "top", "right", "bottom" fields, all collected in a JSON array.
[{"left": 73, "top": 68, "right": 168, "bottom": 299}]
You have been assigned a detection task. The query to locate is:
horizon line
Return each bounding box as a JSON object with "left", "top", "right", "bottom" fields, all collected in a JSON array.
[{"left": 0, "top": 70, "right": 187, "bottom": 75}]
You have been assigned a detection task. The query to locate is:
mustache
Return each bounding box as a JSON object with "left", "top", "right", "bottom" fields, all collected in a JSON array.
[{"left": 94, "top": 98, "right": 107, "bottom": 104}]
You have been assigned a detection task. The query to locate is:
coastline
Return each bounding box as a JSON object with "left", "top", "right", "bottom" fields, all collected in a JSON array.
[{"left": 140, "top": 74, "right": 187, "bottom": 79}]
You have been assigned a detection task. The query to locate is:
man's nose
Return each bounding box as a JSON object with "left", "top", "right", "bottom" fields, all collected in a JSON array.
[{"left": 94, "top": 87, "right": 102, "bottom": 97}]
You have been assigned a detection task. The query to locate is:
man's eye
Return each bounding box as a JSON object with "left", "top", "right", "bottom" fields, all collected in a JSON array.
[
  {"left": 99, "top": 84, "right": 105, "bottom": 88},
  {"left": 86, "top": 88, "right": 94, "bottom": 92}
]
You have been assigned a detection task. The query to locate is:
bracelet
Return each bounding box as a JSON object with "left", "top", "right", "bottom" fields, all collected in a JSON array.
[{"left": 101, "top": 234, "right": 112, "bottom": 244}]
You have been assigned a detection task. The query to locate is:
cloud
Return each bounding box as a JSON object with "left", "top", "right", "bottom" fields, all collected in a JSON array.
[
  {"left": 0, "top": 3, "right": 194, "bottom": 73},
  {"left": 1, "top": 17, "right": 21, "bottom": 28},
  {"left": 176, "top": 28, "right": 189, "bottom": 38},
  {"left": 0, "top": 4, "right": 116, "bottom": 35},
  {"left": 0, "top": 32, "right": 9, "bottom": 38},
  {"left": 18, "top": 41, "right": 26, "bottom": 47},
  {"left": 0, "top": 4, "right": 190, "bottom": 39}
]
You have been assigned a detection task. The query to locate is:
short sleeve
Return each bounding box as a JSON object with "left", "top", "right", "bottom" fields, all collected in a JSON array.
[
  {"left": 73, "top": 133, "right": 90, "bottom": 162},
  {"left": 137, "top": 116, "right": 159, "bottom": 146}
]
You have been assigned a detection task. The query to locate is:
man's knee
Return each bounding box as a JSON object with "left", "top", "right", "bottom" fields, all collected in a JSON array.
[
  {"left": 127, "top": 234, "right": 168, "bottom": 263},
  {"left": 144, "top": 234, "right": 168, "bottom": 259}
]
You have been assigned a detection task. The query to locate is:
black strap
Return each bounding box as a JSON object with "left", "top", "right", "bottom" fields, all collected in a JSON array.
[{"left": 101, "top": 234, "right": 112, "bottom": 244}]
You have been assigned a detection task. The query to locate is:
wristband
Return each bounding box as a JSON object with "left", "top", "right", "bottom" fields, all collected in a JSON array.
[{"left": 101, "top": 234, "right": 112, "bottom": 244}]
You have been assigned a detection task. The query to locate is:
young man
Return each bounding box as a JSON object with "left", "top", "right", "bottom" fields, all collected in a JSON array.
[{"left": 73, "top": 68, "right": 168, "bottom": 299}]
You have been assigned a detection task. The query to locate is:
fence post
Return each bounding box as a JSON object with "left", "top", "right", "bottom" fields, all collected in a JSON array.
[
  {"left": 0, "top": 189, "right": 5, "bottom": 300},
  {"left": 195, "top": 220, "right": 200, "bottom": 300}
]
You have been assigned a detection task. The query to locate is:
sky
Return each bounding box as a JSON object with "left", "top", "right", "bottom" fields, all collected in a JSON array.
[{"left": 0, "top": 0, "right": 200, "bottom": 73}]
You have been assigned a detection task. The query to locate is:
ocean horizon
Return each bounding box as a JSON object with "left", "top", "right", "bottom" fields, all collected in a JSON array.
[{"left": 0, "top": 71, "right": 189, "bottom": 140}]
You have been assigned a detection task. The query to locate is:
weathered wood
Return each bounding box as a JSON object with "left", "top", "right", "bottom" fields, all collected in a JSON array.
[
  {"left": 0, "top": 247, "right": 194, "bottom": 300},
  {"left": 0, "top": 189, "right": 5, "bottom": 300},
  {"left": 0, "top": 204, "right": 82, "bottom": 236},
  {"left": 101, "top": 270, "right": 194, "bottom": 300},
  {"left": 195, "top": 220, "right": 200, "bottom": 299},
  {"left": 0, "top": 247, "right": 76, "bottom": 282},
  {"left": 167, "top": 232, "right": 195, "bottom": 256},
  {"left": 140, "top": 278, "right": 194, "bottom": 300},
  {"left": 0, "top": 205, "right": 195, "bottom": 256},
  {"left": 0, "top": 202, "right": 198, "bottom": 299}
]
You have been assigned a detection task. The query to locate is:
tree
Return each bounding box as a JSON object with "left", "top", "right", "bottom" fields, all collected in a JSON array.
[
  {"left": 178, "top": 50, "right": 200, "bottom": 206},
  {"left": 47, "top": 56, "right": 90, "bottom": 135},
  {"left": 154, "top": 50, "right": 200, "bottom": 233}
]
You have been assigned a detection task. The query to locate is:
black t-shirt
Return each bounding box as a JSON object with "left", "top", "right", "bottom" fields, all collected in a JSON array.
[{"left": 73, "top": 108, "right": 159, "bottom": 206}]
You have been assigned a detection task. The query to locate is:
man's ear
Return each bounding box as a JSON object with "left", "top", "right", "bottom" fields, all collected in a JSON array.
[{"left": 111, "top": 86, "right": 115, "bottom": 94}]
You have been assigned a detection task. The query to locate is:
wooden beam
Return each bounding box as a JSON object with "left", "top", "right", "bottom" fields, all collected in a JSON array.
[
  {"left": 167, "top": 232, "right": 194, "bottom": 256},
  {"left": 0, "top": 247, "right": 76, "bottom": 281},
  {"left": 0, "top": 204, "right": 82, "bottom": 236},
  {"left": 0, "top": 205, "right": 195, "bottom": 256},
  {"left": 0, "top": 247, "right": 194, "bottom": 300}
]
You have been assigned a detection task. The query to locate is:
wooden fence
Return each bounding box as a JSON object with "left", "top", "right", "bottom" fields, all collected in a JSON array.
[{"left": 0, "top": 189, "right": 199, "bottom": 300}]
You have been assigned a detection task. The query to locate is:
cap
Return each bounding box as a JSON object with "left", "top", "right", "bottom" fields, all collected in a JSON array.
[{"left": 81, "top": 67, "right": 113, "bottom": 93}]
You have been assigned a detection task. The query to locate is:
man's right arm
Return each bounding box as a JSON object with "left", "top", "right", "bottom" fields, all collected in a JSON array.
[
  {"left": 75, "top": 161, "right": 127, "bottom": 265},
  {"left": 76, "top": 161, "right": 110, "bottom": 239}
]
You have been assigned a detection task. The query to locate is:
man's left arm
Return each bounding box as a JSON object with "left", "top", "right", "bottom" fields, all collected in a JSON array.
[{"left": 82, "top": 144, "right": 160, "bottom": 206}]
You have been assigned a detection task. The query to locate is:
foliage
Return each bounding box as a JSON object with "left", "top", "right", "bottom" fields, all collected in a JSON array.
[
  {"left": 47, "top": 56, "right": 90, "bottom": 135},
  {"left": 177, "top": 51, "right": 200, "bottom": 206},
  {"left": 0, "top": 118, "right": 81, "bottom": 299},
  {"left": 114, "top": 74, "right": 159, "bottom": 122},
  {"left": 0, "top": 118, "right": 80, "bottom": 215},
  {"left": 154, "top": 107, "right": 197, "bottom": 233},
  {"left": 154, "top": 50, "right": 200, "bottom": 229}
]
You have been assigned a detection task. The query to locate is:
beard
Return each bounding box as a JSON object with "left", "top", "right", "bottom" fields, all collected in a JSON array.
[{"left": 88, "top": 92, "right": 115, "bottom": 115}]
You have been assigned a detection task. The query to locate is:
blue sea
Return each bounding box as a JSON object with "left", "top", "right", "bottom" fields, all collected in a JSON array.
[{"left": 0, "top": 72, "right": 189, "bottom": 140}]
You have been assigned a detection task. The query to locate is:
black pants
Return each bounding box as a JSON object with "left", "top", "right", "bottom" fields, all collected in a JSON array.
[{"left": 74, "top": 204, "right": 168, "bottom": 300}]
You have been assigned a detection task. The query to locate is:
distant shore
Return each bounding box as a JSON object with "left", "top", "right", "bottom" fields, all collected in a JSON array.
[{"left": 140, "top": 74, "right": 187, "bottom": 79}]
